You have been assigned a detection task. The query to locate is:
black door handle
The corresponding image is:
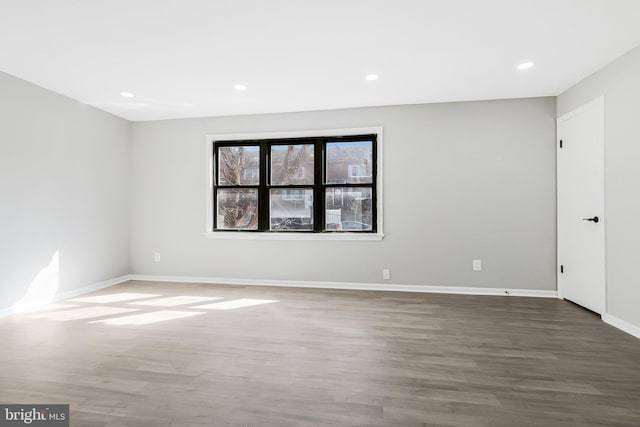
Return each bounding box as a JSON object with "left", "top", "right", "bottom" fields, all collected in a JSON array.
[{"left": 582, "top": 216, "right": 599, "bottom": 223}]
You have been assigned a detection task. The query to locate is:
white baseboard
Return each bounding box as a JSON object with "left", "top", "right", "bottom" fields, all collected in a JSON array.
[
  {"left": 6, "top": 273, "right": 637, "bottom": 340},
  {"left": 128, "top": 274, "right": 558, "bottom": 298},
  {"left": 54, "top": 274, "right": 133, "bottom": 300},
  {"left": 603, "top": 313, "right": 640, "bottom": 339},
  {"left": 0, "top": 274, "right": 132, "bottom": 319},
  {"left": 1, "top": 273, "right": 555, "bottom": 320}
]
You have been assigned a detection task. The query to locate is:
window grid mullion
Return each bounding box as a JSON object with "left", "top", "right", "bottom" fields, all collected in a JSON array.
[
  {"left": 314, "top": 139, "right": 324, "bottom": 233},
  {"left": 371, "top": 135, "right": 378, "bottom": 233},
  {"left": 258, "top": 141, "right": 269, "bottom": 231}
]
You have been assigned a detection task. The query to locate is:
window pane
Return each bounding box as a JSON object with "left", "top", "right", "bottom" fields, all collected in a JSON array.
[
  {"left": 325, "top": 187, "right": 373, "bottom": 231},
  {"left": 326, "top": 141, "right": 373, "bottom": 184},
  {"left": 216, "top": 189, "right": 258, "bottom": 230},
  {"left": 270, "top": 189, "right": 313, "bottom": 230},
  {"left": 270, "top": 144, "right": 314, "bottom": 185},
  {"left": 218, "top": 146, "right": 260, "bottom": 185}
]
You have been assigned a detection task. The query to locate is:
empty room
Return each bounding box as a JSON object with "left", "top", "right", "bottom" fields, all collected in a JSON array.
[{"left": 1, "top": 0, "right": 639, "bottom": 425}]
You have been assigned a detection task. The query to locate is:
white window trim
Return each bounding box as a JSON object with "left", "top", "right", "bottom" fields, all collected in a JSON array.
[{"left": 204, "top": 126, "right": 384, "bottom": 241}]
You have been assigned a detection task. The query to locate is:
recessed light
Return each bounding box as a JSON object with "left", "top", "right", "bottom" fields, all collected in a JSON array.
[
  {"left": 120, "top": 92, "right": 134, "bottom": 98},
  {"left": 365, "top": 74, "right": 379, "bottom": 81},
  {"left": 234, "top": 84, "right": 247, "bottom": 91},
  {"left": 517, "top": 61, "right": 535, "bottom": 71}
]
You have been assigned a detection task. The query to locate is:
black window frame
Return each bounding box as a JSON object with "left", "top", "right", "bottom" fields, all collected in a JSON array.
[{"left": 212, "top": 134, "right": 377, "bottom": 233}]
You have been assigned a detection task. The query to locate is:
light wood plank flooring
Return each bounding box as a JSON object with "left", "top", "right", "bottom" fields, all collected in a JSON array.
[{"left": 1, "top": 280, "right": 639, "bottom": 426}]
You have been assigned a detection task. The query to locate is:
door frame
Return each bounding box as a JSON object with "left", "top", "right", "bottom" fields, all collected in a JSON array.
[{"left": 556, "top": 96, "right": 606, "bottom": 312}]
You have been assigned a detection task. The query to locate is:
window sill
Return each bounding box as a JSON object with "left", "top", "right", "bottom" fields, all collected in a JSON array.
[{"left": 204, "top": 232, "right": 384, "bottom": 241}]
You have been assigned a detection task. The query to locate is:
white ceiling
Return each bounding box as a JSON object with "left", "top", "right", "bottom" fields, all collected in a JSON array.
[{"left": 1, "top": 0, "right": 639, "bottom": 121}]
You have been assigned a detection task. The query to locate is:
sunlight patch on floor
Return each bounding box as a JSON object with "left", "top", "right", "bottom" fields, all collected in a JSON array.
[
  {"left": 192, "top": 299, "right": 278, "bottom": 310},
  {"left": 90, "top": 310, "right": 205, "bottom": 326},
  {"left": 30, "top": 306, "right": 139, "bottom": 321},
  {"left": 128, "top": 296, "right": 222, "bottom": 307},
  {"left": 24, "top": 303, "right": 78, "bottom": 313},
  {"left": 20, "top": 291, "right": 281, "bottom": 325},
  {"left": 69, "top": 293, "right": 161, "bottom": 303}
]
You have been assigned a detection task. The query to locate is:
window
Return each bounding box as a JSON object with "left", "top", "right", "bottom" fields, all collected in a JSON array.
[{"left": 210, "top": 132, "right": 379, "bottom": 235}]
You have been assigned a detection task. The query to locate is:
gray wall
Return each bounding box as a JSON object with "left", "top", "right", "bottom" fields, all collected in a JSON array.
[
  {"left": 131, "top": 97, "right": 557, "bottom": 290},
  {"left": 0, "top": 71, "right": 131, "bottom": 311},
  {"left": 558, "top": 45, "right": 640, "bottom": 329}
]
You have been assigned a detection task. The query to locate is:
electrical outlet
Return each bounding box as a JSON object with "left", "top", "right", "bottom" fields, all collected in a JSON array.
[
  {"left": 154, "top": 252, "right": 161, "bottom": 263},
  {"left": 383, "top": 269, "right": 390, "bottom": 280},
  {"left": 473, "top": 259, "right": 482, "bottom": 271}
]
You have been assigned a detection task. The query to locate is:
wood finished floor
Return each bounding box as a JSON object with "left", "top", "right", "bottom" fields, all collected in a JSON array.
[{"left": 0, "top": 280, "right": 639, "bottom": 426}]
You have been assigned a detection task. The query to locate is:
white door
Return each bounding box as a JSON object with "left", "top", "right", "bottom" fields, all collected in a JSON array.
[{"left": 557, "top": 97, "right": 606, "bottom": 314}]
